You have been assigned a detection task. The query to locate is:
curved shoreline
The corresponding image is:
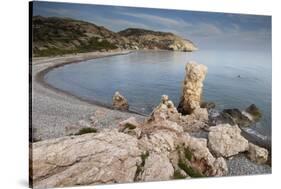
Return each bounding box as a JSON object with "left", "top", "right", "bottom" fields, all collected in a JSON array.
[
  {"left": 32, "top": 50, "right": 147, "bottom": 141},
  {"left": 31, "top": 50, "right": 271, "bottom": 176},
  {"left": 35, "top": 50, "right": 148, "bottom": 116}
]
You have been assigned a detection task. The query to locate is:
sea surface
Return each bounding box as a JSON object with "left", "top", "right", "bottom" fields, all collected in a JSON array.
[{"left": 45, "top": 50, "right": 272, "bottom": 138}]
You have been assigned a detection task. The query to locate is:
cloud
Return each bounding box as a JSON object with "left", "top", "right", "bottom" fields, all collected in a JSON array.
[
  {"left": 117, "top": 12, "right": 192, "bottom": 28},
  {"left": 188, "top": 23, "right": 223, "bottom": 37},
  {"left": 39, "top": 7, "right": 82, "bottom": 18},
  {"left": 89, "top": 16, "right": 150, "bottom": 31}
]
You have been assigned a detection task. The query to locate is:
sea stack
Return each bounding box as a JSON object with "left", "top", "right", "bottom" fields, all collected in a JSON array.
[
  {"left": 178, "top": 61, "right": 207, "bottom": 115},
  {"left": 112, "top": 91, "right": 129, "bottom": 111}
]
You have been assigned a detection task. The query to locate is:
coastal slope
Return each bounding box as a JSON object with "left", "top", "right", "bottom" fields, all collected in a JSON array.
[{"left": 32, "top": 16, "right": 197, "bottom": 57}]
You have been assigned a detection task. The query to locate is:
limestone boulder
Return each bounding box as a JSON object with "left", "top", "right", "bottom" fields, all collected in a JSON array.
[
  {"left": 32, "top": 130, "right": 142, "bottom": 188},
  {"left": 181, "top": 133, "right": 228, "bottom": 176},
  {"left": 208, "top": 124, "right": 249, "bottom": 157},
  {"left": 139, "top": 152, "right": 174, "bottom": 182}
]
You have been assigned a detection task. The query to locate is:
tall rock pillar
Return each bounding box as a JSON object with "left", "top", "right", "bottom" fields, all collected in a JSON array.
[{"left": 177, "top": 61, "right": 207, "bottom": 115}]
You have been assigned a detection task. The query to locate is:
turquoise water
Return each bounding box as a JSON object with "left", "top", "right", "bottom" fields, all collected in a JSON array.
[{"left": 45, "top": 50, "right": 272, "bottom": 138}]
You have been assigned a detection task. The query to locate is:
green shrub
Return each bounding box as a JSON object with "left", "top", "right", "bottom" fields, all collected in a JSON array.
[
  {"left": 178, "top": 159, "right": 204, "bottom": 178},
  {"left": 184, "top": 147, "right": 193, "bottom": 161},
  {"left": 173, "top": 170, "right": 187, "bottom": 179},
  {"left": 75, "top": 127, "right": 97, "bottom": 135}
]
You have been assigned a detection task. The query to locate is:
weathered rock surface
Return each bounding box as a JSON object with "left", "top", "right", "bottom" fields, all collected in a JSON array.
[
  {"left": 32, "top": 96, "right": 227, "bottom": 188},
  {"left": 180, "top": 133, "right": 228, "bottom": 176},
  {"left": 208, "top": 124, "right": 249, "bottom": 157},
  {"left": 32, "top": 130, "right": 142, "bottom": 188},
  {"left": 150, "top": 95, "right": 208, "bottom": 132},
  {"left": 178, "top": 61, "right": 208, "bottom": 115},
  {"left": 112, "top": 91, "right": 129, "bottom": 110},
  {"left": 118, "top": 117, "right": 142, "bottom": 138},
  {"left": 247, "top": 143, "right": 268, "bottom": 164},
  {"left": 139, "top": 153, "right": 174, "bottom": 181}
]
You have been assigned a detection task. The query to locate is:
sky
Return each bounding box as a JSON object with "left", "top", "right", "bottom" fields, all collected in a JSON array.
[{"left": 33, "top": 1, "right": 272, "bottom": 52}]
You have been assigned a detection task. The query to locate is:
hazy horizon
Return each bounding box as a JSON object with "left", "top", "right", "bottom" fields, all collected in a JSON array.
[{"left": 33, "top": 1, "right": 272, "bottom": 52}]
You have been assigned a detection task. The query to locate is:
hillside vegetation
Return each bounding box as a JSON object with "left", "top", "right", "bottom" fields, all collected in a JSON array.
[{"left": 32, "top": 16, "right": 197, "bottom": 57}]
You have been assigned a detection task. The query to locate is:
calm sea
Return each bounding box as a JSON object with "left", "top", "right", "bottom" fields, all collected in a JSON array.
[{"left": 45, "top": 50, "right": 272, "bottom": 138}]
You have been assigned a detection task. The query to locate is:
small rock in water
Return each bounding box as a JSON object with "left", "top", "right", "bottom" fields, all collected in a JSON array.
[
  {"left": 200, "top": 101, "right": 216, "bottom": 110},
  {"left": 222, "top": 109, "right": 251, "bottom": 127},
  {"left": 245, "top": 104, "right": 262, "bottom": 122},
  {"left": 112, "top": 91, "right": 129, "bottom": 111}
]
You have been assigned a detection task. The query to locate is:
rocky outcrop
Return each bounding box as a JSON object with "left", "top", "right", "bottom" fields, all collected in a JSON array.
[
  {"left": 118, "top": 28, "right": 197, "bottom": 52},
  {"left": 118, "top": 117, "right": 142, "bottom": 138},
  {"left": 150, "top": 95, "right": 208, "bottom": 132},
  {"left": 222, "top": 109, "right": 251, "bottom": 127},
  {"left": 208, "top": 124, "right": 249, "bottom": 157},
  {"left": 112, "top": 91, "right": 129, "bottom": 111},
  {"left": 247, "top": 143, "right": 268, "bottom": 164},
  {"left": 32, "top": 96, "right": 228, "bottom": 188},
  {"left": 178, "top": 61, "right": 208, "bottom": 115},
  {"left": 32, "top": 130, "right": 142, "bottom": 188},
  {"left": 209, "top": 104, "right": 262, "bottom": 127}
]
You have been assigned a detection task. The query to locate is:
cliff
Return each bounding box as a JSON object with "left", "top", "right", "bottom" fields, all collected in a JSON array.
[{"left": 32, "top": 16, "right": 197, "bottom": 57}]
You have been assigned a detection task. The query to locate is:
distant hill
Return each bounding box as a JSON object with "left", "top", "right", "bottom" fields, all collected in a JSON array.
[
  {"left": 32, "top": 16, "right": 197, "bottom": 57},
  {"left": 118, "top": 28, "right": 197, "bottom": 52}
]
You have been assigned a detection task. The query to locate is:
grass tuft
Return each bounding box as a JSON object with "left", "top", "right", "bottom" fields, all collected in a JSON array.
[
  {"left": 75, "top": 127, "right": 97, "bottom": 135},
  {"left": 173, "top": 170, "right": 187, "bottom": 179}
]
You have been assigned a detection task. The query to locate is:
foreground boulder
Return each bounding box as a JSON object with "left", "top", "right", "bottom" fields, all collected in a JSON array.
[
  {"left": 208, "top": 124, "right": 249, "bottom": 157},
  {"left": 32, "top": 130, "right": 142, "bottom": 188},
  {"left": 178, "top": 61, "right": 207, "bottom": 115},
  {"left": 112, "top": 91, "right": 129, "bottom": 110}
]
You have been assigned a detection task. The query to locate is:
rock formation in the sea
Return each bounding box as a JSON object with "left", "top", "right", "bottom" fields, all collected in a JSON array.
[
  {"left": 245, "top": 104, "right": 262, "bottom": 122},
  {"left": 112, "top": 91, "right": 129, "bottom": 111},
  {"left": 177, "top": 61, "right": 208, "bottom": 115},
  {"left": 209, "top": 104, "right": 262, "bottom": 128},
  {"left": 150, "top": 95, "right": 208, "bottom": 132}
]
